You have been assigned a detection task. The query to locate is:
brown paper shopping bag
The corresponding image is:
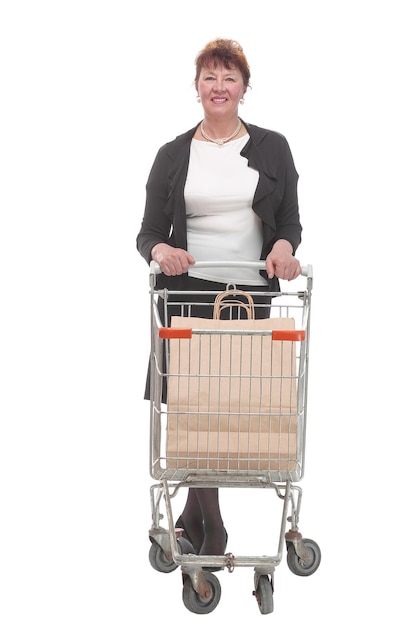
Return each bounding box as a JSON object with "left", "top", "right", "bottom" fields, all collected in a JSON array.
[{"left": 164, "top": 291, "right": 301, "bottom": 472}]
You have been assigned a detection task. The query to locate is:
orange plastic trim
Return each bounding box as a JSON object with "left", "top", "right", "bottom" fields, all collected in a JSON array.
[
  {"left": 272, "top": 329, "right": 305, "bottom": 341},
  {"left": 159, "top": 327, "right": 192, "bottom": 339}
]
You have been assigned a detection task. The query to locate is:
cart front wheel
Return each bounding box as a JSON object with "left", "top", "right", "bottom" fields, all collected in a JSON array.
[
  {"left": 287, "top": 539, "right": 321, "bottom": 576},
  {"left": 182, "top": 572, "right": 221, "bottom": 614},
  {"left": 254, "top": 575, "right": 274, "bottom": 615},
  {"left": 148, "top": 541, "right": 178, "bottom": 573}
]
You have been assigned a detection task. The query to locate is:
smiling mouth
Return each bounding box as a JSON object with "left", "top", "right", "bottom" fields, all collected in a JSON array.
[{"left": 212, "top": 97, "right": 227, "bottom": 103}]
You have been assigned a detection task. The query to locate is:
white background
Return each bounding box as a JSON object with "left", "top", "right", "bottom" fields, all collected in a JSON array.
[{"left": 1, "top": 0, "right": 416, "bottom": 623}]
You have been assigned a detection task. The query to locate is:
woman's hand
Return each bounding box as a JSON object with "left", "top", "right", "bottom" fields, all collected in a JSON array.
[
  {"left": 151, "top": 243, "right": 195, "bottom": 276},
  {"left": 265, "top": 240, "right": 301, "bottom": 281}
]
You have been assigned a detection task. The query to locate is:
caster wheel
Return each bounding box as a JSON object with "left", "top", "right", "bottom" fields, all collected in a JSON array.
[
  {"left": 254, "top": 575, "right": 274, "bottom": 615},
  {"left": 182, "top": 572, "right": 221, "bottom": 614},
  {"left": 148, "top": 541, "right": 178, "bottom": 573},
  {"left": 287, "top": 538, "right": 321, "bottom": 576},
  {"left": 177, "top": 535, "right": 196, "bottom": 554}
]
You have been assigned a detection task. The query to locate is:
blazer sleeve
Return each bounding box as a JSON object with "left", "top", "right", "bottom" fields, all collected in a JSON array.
[
  {"left": 273, "top": 137, "right": 302, "bottom": 254},
  {"left": 136, "top": 146, "right": 173, "bottom": 264}
]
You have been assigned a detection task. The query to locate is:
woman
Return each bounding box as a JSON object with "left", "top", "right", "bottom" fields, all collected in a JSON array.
[{"left": 137, "top": 38, "right": 302, "bottom": 560}]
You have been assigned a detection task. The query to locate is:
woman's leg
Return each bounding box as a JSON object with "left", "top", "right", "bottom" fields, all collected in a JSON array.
[
  {"left": 176, "top": 488, "right": 227, "bottom": 555},
  {"left": 176, "top": 489, "right": 204, "bottom": 553},
  {"left": 196, "top": 488, "right": 227, "bottom": 556}
]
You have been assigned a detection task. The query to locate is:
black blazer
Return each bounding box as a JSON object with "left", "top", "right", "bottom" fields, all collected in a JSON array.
[{"left": 137, "top": 120, "right": 302, "bottom": 290}]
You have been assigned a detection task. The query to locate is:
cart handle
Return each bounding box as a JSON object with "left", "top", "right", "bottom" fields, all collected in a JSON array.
[{"left": 150, "top": 260, "right": 313, "bottom": 279}]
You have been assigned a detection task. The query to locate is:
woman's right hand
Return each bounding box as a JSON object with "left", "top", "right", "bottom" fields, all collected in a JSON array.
[{"left": 151, "top": 243, "right": 195, "bottom": 276}]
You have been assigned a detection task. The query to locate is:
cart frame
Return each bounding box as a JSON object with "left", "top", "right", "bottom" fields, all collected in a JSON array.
[{"left": 146, "top": 261, "right": 320, "bottom": 614}]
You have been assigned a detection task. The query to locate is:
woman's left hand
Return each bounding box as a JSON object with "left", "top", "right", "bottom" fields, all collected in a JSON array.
[{"left": 265, "top": 240, "right": 301, "bottom": 281}]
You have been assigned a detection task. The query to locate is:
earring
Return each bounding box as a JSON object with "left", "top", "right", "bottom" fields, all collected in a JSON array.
[
  {"left": 196, "top": 95, "right": 201, "bottom": 103},
  {"left": 240, "top": 98, "right": 245, "bottom": 105}
]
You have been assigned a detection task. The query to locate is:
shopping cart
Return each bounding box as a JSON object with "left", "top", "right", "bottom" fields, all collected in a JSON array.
[{"left": 147, "top": 261, "right": 320, "bottom": 614}]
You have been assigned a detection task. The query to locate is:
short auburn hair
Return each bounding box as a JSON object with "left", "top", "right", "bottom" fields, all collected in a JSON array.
[{"left": 194, "top": 38, "right": 251, "bottom": 87}]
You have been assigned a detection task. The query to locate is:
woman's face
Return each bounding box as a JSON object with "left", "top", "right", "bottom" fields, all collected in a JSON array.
[{"left": 197, "top": 62, "right": 246, "bottom": 119}]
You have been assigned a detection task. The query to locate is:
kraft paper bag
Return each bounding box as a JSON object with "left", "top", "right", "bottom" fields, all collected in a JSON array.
[{"left": 165, "top": 316, "right": 299, "bottom": 472}]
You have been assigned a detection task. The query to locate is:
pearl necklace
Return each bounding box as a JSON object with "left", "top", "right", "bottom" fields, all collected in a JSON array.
[{"left": 200, "top": 119, "right": 242, "bottom": 145}]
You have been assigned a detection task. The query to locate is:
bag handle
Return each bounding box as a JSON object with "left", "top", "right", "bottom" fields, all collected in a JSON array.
[{"left": 213, "top": 289, "right": 255, "bottom": 320}]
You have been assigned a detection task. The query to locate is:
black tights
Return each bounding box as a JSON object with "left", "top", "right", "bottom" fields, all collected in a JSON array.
[{"left": 177, "top": 488, "right": 227, "bottom": 555}]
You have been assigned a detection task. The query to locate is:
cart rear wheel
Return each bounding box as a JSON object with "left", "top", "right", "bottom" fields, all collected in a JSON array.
[
  {"left": 254, "top": 575, "right": 274, "bottom": 615},
  {"left": 177, "top": 535, "right": 195, "bottom": 555},
  {"left": 287, "top": 539, "right": 321, "bottom": 576},
  {"left": 182, "top": 572, "right": 221, "bottom": 614},
  {"left": 148, "top": 541, "right": 178, "bottom": 573}
]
